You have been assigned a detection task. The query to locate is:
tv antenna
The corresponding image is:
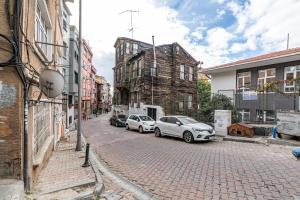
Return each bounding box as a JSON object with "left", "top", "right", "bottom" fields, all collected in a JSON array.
[{"left": 120, "top": 10, "right": 139, "bottom": 39}]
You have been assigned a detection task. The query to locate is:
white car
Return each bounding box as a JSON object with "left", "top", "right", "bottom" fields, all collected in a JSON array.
[
  {"left": 154, "top": 115, "right": 215, "bottom": 143},
  {"left": 126, "top": 114, "right": 156, "bottom": 133}
]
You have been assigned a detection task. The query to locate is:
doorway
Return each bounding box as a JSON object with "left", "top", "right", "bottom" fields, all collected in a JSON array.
[{"left": 147, "top": 108, "right": 157, "bottom": 121}]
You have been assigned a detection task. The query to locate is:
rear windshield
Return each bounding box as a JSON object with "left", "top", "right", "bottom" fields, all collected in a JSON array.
[
  {"left": 139, "top": 116, "right": 153, "bottom": 121},
  {"left": 118, "top": 115, "right": 126, "bottom": 119}
]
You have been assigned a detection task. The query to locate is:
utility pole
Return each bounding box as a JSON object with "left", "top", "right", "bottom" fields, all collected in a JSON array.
[
  {"left": 120, "top": 10, "right": 139, "bottom": 39},
  {"left": 76, "top": 0, "right": 82, "bottom": 151},
  {"left": 287, "top": 33, "right": 290, "bottom": 50},
  {"left": 152, "top": 36, "right": 157, "bottom": 105}
]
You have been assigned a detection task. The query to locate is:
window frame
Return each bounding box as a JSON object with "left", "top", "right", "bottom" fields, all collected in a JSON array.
[
  {"left": 237, "top": 72, "right": 251, "bottom": 92},
  {"left": 188, "top": 66, "right": 193, "bottom": 81},
  {"left": 35, "top": 0, "right": 52, "bottom": 59},
  {"left": 187, "top": 95, "right": 192, "bottom": 109},
  {"left": 180, "top": 64, "right": 185, "bottom": 80},
  {"left": 257, "top": 68, "right": 276, "bottom": 92},
  {"left": 284, "top": 66, "right": 300, "bottom": 93}
]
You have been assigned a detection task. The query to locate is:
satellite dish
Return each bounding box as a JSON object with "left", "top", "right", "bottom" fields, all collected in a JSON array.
[{"left": 39, "top": 69, "right": 64, "bottom": 98}]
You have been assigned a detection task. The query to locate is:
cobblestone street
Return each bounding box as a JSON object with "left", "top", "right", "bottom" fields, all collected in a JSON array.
[{"left": 84, "top": 114, "right": 300, "bottom": 200}]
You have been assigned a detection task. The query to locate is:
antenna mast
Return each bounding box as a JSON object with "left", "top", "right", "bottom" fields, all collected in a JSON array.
[{"left": 120, "top": 10, "right": 139, "bottom": 39}]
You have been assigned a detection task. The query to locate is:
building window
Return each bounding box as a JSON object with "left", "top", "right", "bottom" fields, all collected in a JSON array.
[
  {"left": 120, "top": 66, "right": 123, "bottom": 81},
  {"left": 137, "top": 60, "right": 141, "bottom": 77},
  {"left": 126, "top": 42, "right": 130, "bottom": 54},
  {"left": 74, "top": 71, "right": 78, "bottom": 84},
  {"left": 189, "top": 66, "right": 193, "bottom": 81},
  {"left": 63, "top": 19, "right": 67, "bottom": 31},
  {"left": 258, "top": 68, "right": 276, "bottom": 91},
  {"left": 176, "top": 46, "right": 180, "bottom": 54},
  {"left": 284, "top": 66, "right": 300, "bottom": 92},
  {"left": 35, "top": 3, "right": 51, "bottom": 58},
  {"left": 120, "top": 43, "right": 124, "bottom": 55},
  {"left": 132, "top": 62, "right": 137, "bottom": 78},
  {"left": 178, "top": 101, "right": 184, "bottom": 111},
  {"left": 238, "top": 109, "right": 250, "bottom": 122},
  {"left": 180, "top": 64, "right": 185, "bottom": 80},
  {"left": 133, "top": 43, "right": 138, "bottom": 54},
  {"left": 256, "top": 110, "right": 275, "bottom": 123},
  {"left": 68, "top": 95, "right": 73, "bottom": 105},
  {"left": 188, "top": 95, "right": 192, "bottom": 109},
  {"left": 237, "top": 72, "right": 251, "bottom": 91},
  {"left": 63, "top": 42, "right": 67, "bottom": 58}
]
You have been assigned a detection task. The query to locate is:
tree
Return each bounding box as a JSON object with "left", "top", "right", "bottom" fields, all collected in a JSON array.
[
  {"left": 197, "top": 80, "right": 212, "bottom": 122},
  {"left": 196, "top": 79, "right": 239, "bottom": 123}
]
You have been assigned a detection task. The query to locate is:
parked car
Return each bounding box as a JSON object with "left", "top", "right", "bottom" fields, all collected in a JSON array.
[
  {"left": 126, "top": 114, "right": 155, "bottom": 133},
  {"left": 154, "top": 115, "right": 215, "bottom": 143},
  {"left": 110, "top": 114, "right": 127, "bottom": 127}
]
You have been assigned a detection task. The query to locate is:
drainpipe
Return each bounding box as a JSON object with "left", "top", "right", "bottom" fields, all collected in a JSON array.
[
  {"left": 23, "top": 83, "right": 30, "bottom": 192},
  {"left": 151, "top": 36, "right": 156, "bottom": 105}
]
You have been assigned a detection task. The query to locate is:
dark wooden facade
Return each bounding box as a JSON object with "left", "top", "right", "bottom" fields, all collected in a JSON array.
[{"left": 113, "top": 37, "right": 198, "bottom": 116}]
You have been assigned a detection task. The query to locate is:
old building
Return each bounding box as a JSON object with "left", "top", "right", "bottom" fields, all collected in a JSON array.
[
  {"left": 81, "top": 39, "right": 96, "bottom": 117},
  {"left": 0, "top": 0, "right": 70, "bottom": 191},
  {"left": 95, "top": 75, "right": 112, "bottom": 114},
  {"left": 62, "top": 3, "right": 74, "bottom": 130},
  {"left": 67, "top": 25, "right": 79, "bottom": 124},
  {"left": 113, "top": 37, "right": 198, "bottom": 120},
  {"left": 202, "top": 48, "right": 300, "bottom": 123}
]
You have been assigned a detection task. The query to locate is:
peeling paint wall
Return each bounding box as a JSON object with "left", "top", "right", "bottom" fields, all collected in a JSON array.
[
  {"left": 0, "top": 69, "right": 23, "bottom": 179},
  {"left": 0, "top": 81, "right": 17, "bottom": 108}
]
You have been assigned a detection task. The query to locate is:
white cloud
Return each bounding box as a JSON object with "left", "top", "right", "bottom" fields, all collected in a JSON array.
[
  {"left": 228, "top": 0, "right": 300, "bottom": 52},
  {"left": 216, "top": 9, "right": 226, "bottom": 19},
  {"left": 206, "top": 27, "right": 234, "bottom": 55}
]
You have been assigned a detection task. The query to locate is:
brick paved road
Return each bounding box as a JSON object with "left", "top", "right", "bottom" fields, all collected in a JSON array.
[{"left": 84, "top": 114, "right": 300, "bottom": 200}]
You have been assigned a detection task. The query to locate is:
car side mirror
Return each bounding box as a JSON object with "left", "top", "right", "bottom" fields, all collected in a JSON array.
[
  {"left": 176, "top": 121, "right": 181, "bottom": 126},
  {"left": 137, "top": 119, "right": 140, "bottom": 122}
]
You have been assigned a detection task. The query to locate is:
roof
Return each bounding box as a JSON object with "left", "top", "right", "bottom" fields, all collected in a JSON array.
[
  {"left": 203, "top": 47, "right": 300, "bottom": 74},
  {"left": 114, "top": 37, "right": 152, "bottom": 48},
  {"left": 126, "top": 43, "right": 198, "bottom": 64}
]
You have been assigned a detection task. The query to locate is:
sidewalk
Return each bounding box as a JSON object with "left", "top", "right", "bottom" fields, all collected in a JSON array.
[
  {"left": 28, "top": 131, "right": 98, "bottom": 200},
  {"left": 223, "top": 135, "right": 300, "bottom": 147}
]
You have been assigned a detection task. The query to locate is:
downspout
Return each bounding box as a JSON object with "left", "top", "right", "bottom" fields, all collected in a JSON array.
[
  {"left": 23, "top": 83, "right": 30, "bottom": 191},
  {"left": 13, "top": 0, "right": 29, "bottom": 192}
]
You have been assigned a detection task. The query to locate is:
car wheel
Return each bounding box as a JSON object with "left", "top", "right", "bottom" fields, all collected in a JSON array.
[
  {"left": 154, "top": 128, "right": 161, "bottom": 137},
  {"left": 139, "top": 126, "right": 144, "bottom": 133},
  {"left": 110, "top": 121, "right": 112, "bottom": 125},
  {"left": 183, "top": 131, "right": 194, "bottom": 143},
  {"left": 126, "top": 124, "right": 130, "bottom": 130}
]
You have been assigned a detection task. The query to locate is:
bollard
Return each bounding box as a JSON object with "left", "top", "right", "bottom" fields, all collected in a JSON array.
[{"left": 82, "top": 143, "right": 90, "bottom": 167}]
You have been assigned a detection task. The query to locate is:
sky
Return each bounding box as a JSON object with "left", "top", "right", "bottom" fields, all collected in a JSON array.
[{"left": 67, "top": 0, "right": 300, "bottom": 85}]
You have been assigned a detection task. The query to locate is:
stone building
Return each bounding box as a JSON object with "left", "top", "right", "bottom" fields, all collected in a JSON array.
[
  {"left": 0, "top": 0, "right": 70, "bottom": 191},
  {"left": 113, "top": 37, "right": 198, "bottom": 120}
]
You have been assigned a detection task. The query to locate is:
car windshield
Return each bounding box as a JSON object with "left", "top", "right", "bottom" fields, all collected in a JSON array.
[
  {"left": 177, "top": 117, "right": 198, "bottom": 124},
  {"left": 139, "top": 116, "right": 153, "bottom": 121},
  {"left": 118, "top": 115, "right": 126, "bottom": 119}
]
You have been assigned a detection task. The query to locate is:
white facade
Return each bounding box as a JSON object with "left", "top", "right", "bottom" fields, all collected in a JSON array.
[
  {"left": 211, "top": 71, "right": 236, "bottom": 101},
  {"left": 129, "top": 103, "right": 165, "bottom": 121}
]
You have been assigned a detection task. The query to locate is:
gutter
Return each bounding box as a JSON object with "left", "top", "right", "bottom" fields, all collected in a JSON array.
[{"left": 203, "top": 52, "right": 300, "bottom": 74}]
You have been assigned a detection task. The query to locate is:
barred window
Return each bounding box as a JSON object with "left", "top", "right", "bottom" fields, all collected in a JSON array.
[{"left": 35, "top": 3, "right": 51, "bottom": 58}]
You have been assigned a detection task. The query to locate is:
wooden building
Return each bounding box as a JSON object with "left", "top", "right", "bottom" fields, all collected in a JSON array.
[{"left": 113, "top": 37, "right": 199, "bottom": 120}]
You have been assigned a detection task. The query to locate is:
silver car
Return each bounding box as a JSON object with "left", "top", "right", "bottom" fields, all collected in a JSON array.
[{"left": 154, "top": 115, "right": 215, "bottom": 143}]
